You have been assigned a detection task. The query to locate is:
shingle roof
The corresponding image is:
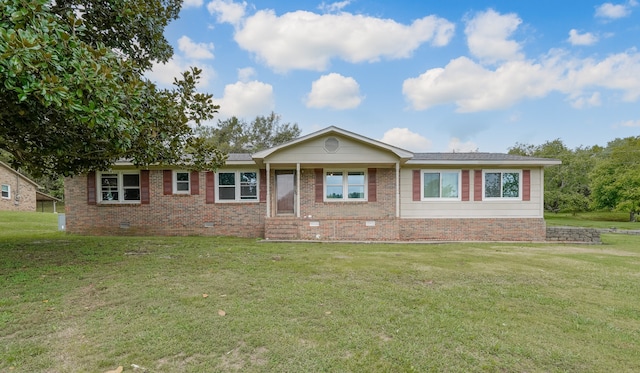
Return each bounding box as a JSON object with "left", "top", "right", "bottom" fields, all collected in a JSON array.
[
  {"left": 412, "top": 153, "right": 550, "bottom": 162},
  {"left": 227, "top": 153, "right": 253, "bottom": 161},
  {"left": 408, "top": 152, "right": 560, "bottom": 165}
]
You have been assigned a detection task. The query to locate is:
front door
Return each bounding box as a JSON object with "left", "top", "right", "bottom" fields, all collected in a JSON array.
[{"left": 276, "top": 170, "right": 295, "bottom": 215}]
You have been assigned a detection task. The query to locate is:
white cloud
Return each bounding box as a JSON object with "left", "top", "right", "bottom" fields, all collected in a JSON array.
[
  {"left": 177, "top": 36, "right": 215, "bottom": 60},
  {"left": 305, "top": 73, "right": 363, "bottom": 110},
  {"left": 403, "top": 30, "right": 640, "bottom": 113},
  {"left": 568, "top": 29, "right": 598, "bottom": 46},
  {"left": 237, "top": 67, "right": 256, "bottom": 82},
  {"left": 595, "top": 2, "right": 632, "bottom": 18},
  {"left": 207, "top": 0, "right": 247, "bottom": 26},
  {"left": 560, "top": 52, "right": 640, "bottom": 102},
  {"left": 448, "top": 138, "right": 479, "bottom": 152},
  {"left": 217, "top": 81, "right": 274, "bottom": 118},
  {"left": 569, "top": 92, "right": 602, "bottom": 108},
  {"left": 319, "top": 1, "right": 351, "bottom": 13},
  {"left": 234, "top": 10, "right": 454, "bottom": 72},
  {"left": 402, "top": 56, "right": 558, "bottom": 112},
  {"left": 465, "top": 9, "right": 523, "bottom": 64},
  {"left": 146, "top": 57, "right": 215, "bottom": 89},
  {"left": 380, "top": 128, "right": 432, "bottom": 152},
  {"left": 619, "top": 119, "right": 640, "bottom": 127},
  {"left": 183, "top": 0, "right": 203, "bottom": 8}
]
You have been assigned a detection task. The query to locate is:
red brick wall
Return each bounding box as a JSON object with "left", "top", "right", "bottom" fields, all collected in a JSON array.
[
  {"left": 65, "top": 171, "right": 265, "bottom": 237},
  {"left": 399, "top": 218, "right": 547, "bottom": 241},
  {"left": 297, "top": 168, "right": 396, "bottom": 219},
  {"left": 265, "top": 217, "right": 399, "bottom": 241},
  {"left": 66, "top": 168, "right": 546, "bottom": 241}
]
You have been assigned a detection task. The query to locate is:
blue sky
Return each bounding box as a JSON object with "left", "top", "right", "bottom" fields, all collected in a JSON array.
[{"left": 146, "top": 0, "right": 640, "bottom": 153}]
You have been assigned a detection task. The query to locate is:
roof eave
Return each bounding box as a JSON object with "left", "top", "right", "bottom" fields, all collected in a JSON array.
[
  {"left": 0, "top": 161, "right": 41, "bottom": 188},
  {"left": 405, "top": 159, "right": 562, "bottom": 166}
]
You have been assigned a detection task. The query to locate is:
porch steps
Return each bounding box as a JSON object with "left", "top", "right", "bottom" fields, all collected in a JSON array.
[{"left": 265, "top": 218, "right": 299, "bottom": 240}]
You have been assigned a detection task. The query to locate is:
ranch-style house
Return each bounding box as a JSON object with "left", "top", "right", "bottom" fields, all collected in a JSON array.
[{"left": 64, "top": 126, "right": 560, "bottom": 241}]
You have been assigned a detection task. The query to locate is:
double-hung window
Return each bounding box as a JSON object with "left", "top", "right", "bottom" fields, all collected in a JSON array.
[
  {"left": 484, "top": 170, "right": 521, "bottom": 199},
  {"left": 216, "top": 171, "right": 258, "bottom": 202},
  {"left": 1, "top": 184, "right": 9, "bottom": 199},
  {"left": 98, "top": 172, "right": 140, "bottom": 203},
  {"left": 325, "top": 170, "right": 366, "bottom": 201},
  {"left": 174, "top": 171, "right": 190, "bottom": 194},
  {"left": 422, "top": 170, "right": 460, "bottom": 200}
]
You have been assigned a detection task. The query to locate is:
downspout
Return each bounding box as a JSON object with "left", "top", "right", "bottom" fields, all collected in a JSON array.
[
  {"left": 14, "top": 174, "right": 20, "bottom": 206},
  {"left": 266, "top": 163, "right": 271, "bottom": 217},
  {"left": 396, "top": 162, "right": 400, "bottom": 218},
  {"left": 296, "top": 163, "right": 301, "bottom": 218}
]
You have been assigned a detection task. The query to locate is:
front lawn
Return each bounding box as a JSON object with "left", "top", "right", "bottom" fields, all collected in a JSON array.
[
  {"left": 545, "top": 211, "right": 640, "bottom": 230},
  {"left": 2, "top": 212, "right": 640, "bottom": 372}
]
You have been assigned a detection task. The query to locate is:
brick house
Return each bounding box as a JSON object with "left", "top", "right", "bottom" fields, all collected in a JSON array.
[
  {"left": 0, "top": 161, "right": 39, "bottom": 212},
  {"left": 64, "top": 126, "right": 560, "bottom": 241}
]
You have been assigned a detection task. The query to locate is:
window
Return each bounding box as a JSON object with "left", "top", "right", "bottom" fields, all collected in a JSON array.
[
  {"left": 325, "top": 170, "right": 366, "bottom": 201},
  {"left": 1, "top": 184, "right": 9, "bottom": 199},
  {"left": 484, "top": 171, "right": 521, "bottom": 199},
  {"left": 98, "top": 172, "right": 140, "bottom": 203},
  {"left": 216, "top": 171, "right": 258, "bottom": 202},
  {"left": 422, "top": 171, "right": 460, "bottom": 200},
  {"left": 174, "top": 171, "right": 190, "bottom": 194}
]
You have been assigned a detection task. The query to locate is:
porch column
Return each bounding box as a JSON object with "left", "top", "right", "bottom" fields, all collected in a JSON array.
[
  {"left": 266, "top": 163, "right": 270, "bottom": 217},
  {"left": 396, "top": 162, "right": 400, "bottom": 218},
  {"left": 296, "top": 163, "right": 301, "bottom": 218}
]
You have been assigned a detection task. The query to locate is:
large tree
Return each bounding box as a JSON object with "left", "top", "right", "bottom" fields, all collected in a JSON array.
[
  {"left": 509, "top": 139, "right": 597, "bottom": 214},
  {"left": 0, "top": 0, "right": 224, "bottom": 178},
  {"left": 591, "top": 136, "right": 640, "bottom": 221},
  {"left": 195, "top": 112, "right": 301, "bottom": 153}
]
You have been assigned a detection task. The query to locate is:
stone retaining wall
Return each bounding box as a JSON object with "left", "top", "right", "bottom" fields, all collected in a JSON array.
[{"left": 546, "top": 227, "right": 601, "bottom": 243}]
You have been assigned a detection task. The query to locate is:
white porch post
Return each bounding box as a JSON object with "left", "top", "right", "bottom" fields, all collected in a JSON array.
[
  {"left": 266, "top": 163, "right": 271, "bottom": 217},
  {"left": 296, "top": 163, "right": 301, "bottom": 218},
  {"left": 396, "top": 162, "right": 400, "bottom": 218}
]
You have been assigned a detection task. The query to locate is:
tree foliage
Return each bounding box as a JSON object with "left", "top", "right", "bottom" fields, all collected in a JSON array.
[
  {"left": 509, "top": 139, "right": 598, "bottom": 214},
  {"left": 0, "top": 0, "right": 224, "bottom": 178},
  {"left": 510, "top": 135, "right": 640, "bottom": 221},
  {"left": 591, "top": 136, "right": 640, "bottom": 220},
  {"left": 195, "top": 112, "right": 301, "bottom": 153}
]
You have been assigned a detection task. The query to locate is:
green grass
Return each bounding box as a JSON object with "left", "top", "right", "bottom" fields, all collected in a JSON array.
[
  {"left": 545, "top": 211, "right": 640, "bottom": 230},
  {"left": 2, "top": 211, "right": 640, "bottom": 372}
]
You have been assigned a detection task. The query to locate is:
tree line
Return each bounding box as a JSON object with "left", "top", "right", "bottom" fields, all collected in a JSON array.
[{"left": 509, "top": 136, "right": 640, "bottom": 221}]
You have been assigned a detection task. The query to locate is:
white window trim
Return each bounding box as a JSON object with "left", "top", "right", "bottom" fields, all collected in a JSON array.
[
  {"left": 173, "top": 170, "right": 191, "bottom": 194},
  {"left": 214, "top": 170, "right": 259, "bottom": 203},
  {"left": 1, "top": 184, "right": 10, "bottom": 199},
  {"left": 97, "top": 171, "right": 141, "bottom": 204},
  {"left": 324, "top": 169, "right": 367, "bottom": 202},
  {"left": 482, "top": 169, "right": 523, "bottom": 201},
  {"left": 420, "top": 170, "right": 462, "bottom": 201}
]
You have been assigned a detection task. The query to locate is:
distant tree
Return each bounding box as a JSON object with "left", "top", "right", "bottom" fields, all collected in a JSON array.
[
  {"left": 591, "top": 136, "right": 640, "bottom": 221},
  {"left": 0, "top": 0, "right": 224, "bottom": 178},
  {"left": 196, "top": 112, "right": 301, "bottom": 153},
  {"left": 509, "top": 139, "right": 596, "bottom": 214}
]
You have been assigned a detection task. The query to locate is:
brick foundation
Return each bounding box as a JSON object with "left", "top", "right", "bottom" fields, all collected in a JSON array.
[
  {"left": 399, "top": 218, "right": 547, "bottom": 241},
  {"left": 265, "top": 217, "right": 546, "bottom": 241}
]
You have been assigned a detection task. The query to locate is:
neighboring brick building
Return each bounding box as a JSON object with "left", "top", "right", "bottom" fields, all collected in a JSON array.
[
  {"left": 0, "top": 161, "right": 39, "bottom": 212},
  {"left": 64, "top": 126, "right": 560, "bottom": 241}
]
